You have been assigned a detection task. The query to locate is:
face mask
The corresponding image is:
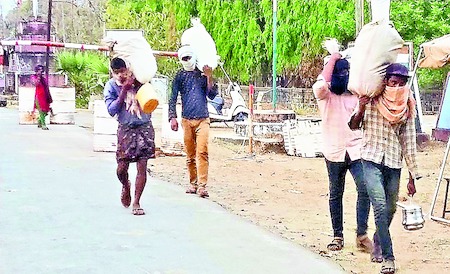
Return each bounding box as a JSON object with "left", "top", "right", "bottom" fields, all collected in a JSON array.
[
  {"left": 180, "top": 56, "right": 196, "bottom": 71},
  {"left": 330, "top": 74, "right": 348, "bottom": 95},
  {"left": 384, "top": 85, "right": 408, "bottom": 102},
  {"left": 385, "top": 85, "right": 406, "bottom": 93}
]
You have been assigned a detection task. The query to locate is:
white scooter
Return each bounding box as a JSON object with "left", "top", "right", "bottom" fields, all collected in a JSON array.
[{"left": 208, "top": 63, "right": 249, "bottom": 123}]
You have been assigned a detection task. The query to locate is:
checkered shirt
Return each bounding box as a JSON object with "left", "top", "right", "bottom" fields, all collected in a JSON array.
[{"left": 361, "top": 102, "right": 419, "bottom": 178}]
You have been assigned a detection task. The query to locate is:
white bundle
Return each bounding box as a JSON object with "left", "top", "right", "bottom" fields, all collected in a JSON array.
[
  {"left": 181, "top": 18, "right": 218, "bottom": 71},
  {"left": 323, "top": 38, "right": 341, "bottom": 55},
  {"left": 322, "top": 38, "right": 348, "bottom": 65},
  {"left": 104, "top": 36, "right": 157, "bottom": 84}
]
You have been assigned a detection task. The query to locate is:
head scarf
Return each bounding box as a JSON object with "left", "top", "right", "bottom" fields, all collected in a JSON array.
[
  {"left": 177, "top": 45, "right": 197, "bottom": 71},
  {"left": 330, "top": 59, "right": 349, "bottom": 95}
]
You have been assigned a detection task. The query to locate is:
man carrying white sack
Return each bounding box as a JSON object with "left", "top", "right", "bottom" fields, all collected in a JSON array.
[
  {"left": 349, "top": 63, "right": 420, "bottom": 274},
  {"left": 104, "top": 57, "right": 156, "bottom": 216},
  {"left": 312, "top": 52, "right": 373, "bottom": 254},
  {"left": 169, "top": 45, "right": 218, "bottom": 198}
]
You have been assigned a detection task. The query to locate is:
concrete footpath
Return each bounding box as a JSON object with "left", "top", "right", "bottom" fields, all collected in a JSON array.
[{"left": 0, "top": 107, "right": 346, "bottom": 274}]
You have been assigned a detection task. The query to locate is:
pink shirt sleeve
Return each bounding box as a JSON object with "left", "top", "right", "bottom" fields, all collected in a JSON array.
[{"left": 312, "top": 76, "right": 330, "bottom": 101}]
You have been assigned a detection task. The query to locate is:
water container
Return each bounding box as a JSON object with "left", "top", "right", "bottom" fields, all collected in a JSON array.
[{"left": 136, "top": 83, "right": 159, "bottom": 114}]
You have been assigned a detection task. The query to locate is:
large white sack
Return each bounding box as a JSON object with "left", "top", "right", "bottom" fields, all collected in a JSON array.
[
  {"left": 371, "top": 0, "right": 391, "bottom": 22},
  {"left": 348, "top": 20, "right": 404, "bottom": 97},
  {"left": 105, "top": 36, "right": 157, "bottom": 84},
  {"left": 181, "top": 18, "right": 218, "bottom": 71}
]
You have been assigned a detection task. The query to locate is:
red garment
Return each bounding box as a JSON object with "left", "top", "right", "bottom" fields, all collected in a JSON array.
[{"left": 32, "top": 75, "right": 52, "bottom": 112}]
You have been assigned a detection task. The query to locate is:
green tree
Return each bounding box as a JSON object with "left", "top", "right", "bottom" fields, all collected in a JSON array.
[
  {"left": 55, "top": 51, "right": 109, "bottom": 108},
  {"left": 391, "top": 0, "right": 450, "bottom": 89}
]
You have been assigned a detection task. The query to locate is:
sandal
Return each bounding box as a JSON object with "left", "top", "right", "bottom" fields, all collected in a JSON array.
[
  {"left": 197, "top": 187, "right": 209, "bottom": 198},
  {"left": 327, "top": 237, "right": 344, "bottom": 251},
  {"left": 185, "top": 186, "right": 197, "bottom": 194},
  {"left": 132, "top": 208, "right": 145, "bottom": 216},
  {"left": 380, "top": 259, "right": 395, "bottom": 274},
  {"left": 356, "top": 234, "right": 374, "bottom": 253}
]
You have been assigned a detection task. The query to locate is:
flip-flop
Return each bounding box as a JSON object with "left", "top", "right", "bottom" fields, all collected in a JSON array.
[{"left": 132, "top": 208, "right": 145, "bottom": 216}]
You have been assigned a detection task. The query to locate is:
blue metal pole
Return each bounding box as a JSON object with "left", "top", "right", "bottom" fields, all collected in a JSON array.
[{"left": 272, "top": 0, "right": 277, "bottom": 111}]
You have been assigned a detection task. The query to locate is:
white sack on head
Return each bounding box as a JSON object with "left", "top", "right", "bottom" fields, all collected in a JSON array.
[
  {"left": 181, "top": 18, "right": 218, "bottom": 71},
  {"left": 347, "top": 20, "right": 404, "bottom": 98},
  {"left": 103, "top": 36, "right": 157, "bottom": 84}
]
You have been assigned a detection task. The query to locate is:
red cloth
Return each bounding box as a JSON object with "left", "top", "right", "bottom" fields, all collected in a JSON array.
[{"left": 32, "top": 75, "right": 52, "bottom": 112}]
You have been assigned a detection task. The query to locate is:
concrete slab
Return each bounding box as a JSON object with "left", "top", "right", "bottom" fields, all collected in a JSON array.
[{"left": 0, "top": 107, "right": 345, "bottom": 274}]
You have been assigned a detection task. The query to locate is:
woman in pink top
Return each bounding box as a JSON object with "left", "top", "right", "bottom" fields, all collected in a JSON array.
[
  {"left": 312, "top": 52, "right": 372, "bottom": 254},
  {"left": 31, "top": 65, "right": 53, "bottom": 130}
]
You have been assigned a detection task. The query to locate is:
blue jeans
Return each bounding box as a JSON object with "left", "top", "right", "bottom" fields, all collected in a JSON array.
[
  {"left": 326, "top": 154, "right": 370, "bottom": 238},
  {"left": 362, "top": 160, "right": 401, "bottom": 261}
]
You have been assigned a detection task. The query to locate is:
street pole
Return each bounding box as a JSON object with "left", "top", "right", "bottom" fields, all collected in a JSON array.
[
  {"left": 46, "top": 0, "right": 53, "bottom": 79},
  {"left": 355, "top": 0, "right": 364, "bottom": 36},
  {"left": 272, "top": 0, "right": 277, "bottom": 112},
  {"left": 248, "top": 84, "right": 254, "bottom": 154}
]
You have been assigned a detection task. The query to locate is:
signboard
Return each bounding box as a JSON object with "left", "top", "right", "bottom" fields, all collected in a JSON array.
[{"left": 436, "top": 73, "right": 450, "bottom": 130}]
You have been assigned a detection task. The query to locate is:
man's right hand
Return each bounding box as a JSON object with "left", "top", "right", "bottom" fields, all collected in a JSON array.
[
  {"left": 170, "top": 118, "right": 178, "bottom": 131},
  {"left": 122, "top": 76, "right": 135, "bottom": 91},
  {"left": 358, "top": 95, "right": 371, "bottom": 111}
]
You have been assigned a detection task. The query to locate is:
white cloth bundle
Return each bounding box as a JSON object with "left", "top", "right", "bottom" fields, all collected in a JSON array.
[
  {"left": 347, "top": 20, "right": 404, "bottom": 97},
  {"left": 181, "top": 18, "right": 218, "bottom": 71},
  {"left": 104, "top": 36, "right": 157, "bottom": 84}
]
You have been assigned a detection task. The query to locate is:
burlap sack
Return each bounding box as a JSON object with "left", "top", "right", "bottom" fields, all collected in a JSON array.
[{"left": 348, "top": 20, "right": 404, "bottom": 97}]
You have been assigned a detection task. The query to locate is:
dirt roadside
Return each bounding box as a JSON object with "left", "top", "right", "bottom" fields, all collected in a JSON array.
[{"left": 150, "top": 117, "right": 450, "bottom": 274}]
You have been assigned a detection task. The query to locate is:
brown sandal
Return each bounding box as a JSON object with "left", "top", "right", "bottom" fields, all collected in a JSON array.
[
  {"left": 356, "top": 234, "right": 374, "bottom": 253},
  {"left": 197, "top": 187, "right": 209, "bottom": 198}
]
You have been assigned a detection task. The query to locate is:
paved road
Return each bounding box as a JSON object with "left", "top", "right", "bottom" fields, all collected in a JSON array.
[{"left": 0, "top": 107, "right": 346, "bottom": 274}]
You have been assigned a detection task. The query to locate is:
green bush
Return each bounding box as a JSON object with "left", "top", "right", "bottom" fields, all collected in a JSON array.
[{"left": 56, "top": 51, "right": 109, "bottom": 108}]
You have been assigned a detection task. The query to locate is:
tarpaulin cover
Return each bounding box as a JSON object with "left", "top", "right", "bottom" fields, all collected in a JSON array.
[{"left": 418, "top": 34, "right": 450, "bottom": 69}]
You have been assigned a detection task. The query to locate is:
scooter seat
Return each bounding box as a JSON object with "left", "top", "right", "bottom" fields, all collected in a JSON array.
[{"left": 209, "top": 96, "right": 224, "bottom": 115}]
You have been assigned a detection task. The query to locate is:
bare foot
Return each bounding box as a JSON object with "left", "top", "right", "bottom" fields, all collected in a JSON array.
[{"left": 121, "top": 181, "right": 131, "bottom": 208}]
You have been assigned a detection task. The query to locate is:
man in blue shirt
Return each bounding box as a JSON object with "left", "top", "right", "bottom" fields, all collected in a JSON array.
[
  {"left": 104, "top": 57, "right": 155, "bottom": 215},
  {"left": 169, "top": 45, "right": 218, "bottom": 198}
]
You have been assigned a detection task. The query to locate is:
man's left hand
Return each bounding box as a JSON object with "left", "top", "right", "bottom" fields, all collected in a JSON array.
[
  {"left": 202, "top": 65, "right": 213, "bottom": 77},
  {"left": 407, "top": 174, "right": 417, "bottom": 197}
]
